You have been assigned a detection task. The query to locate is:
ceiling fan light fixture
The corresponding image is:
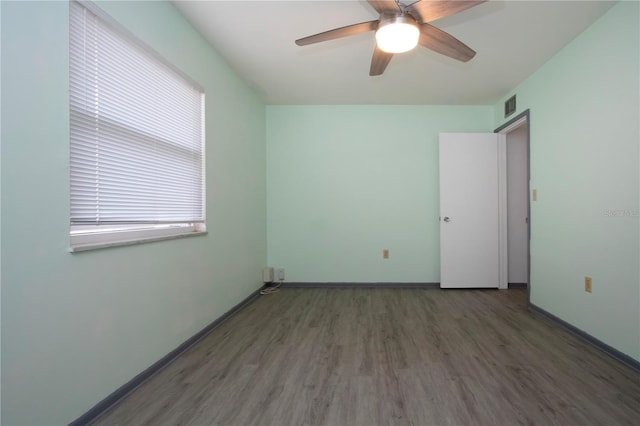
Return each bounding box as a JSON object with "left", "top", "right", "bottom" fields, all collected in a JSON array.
[{"left": 375, "top": 16, "right": 419, "bottom": 53}]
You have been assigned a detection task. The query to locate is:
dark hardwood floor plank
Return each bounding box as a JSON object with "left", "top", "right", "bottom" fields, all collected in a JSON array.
[{"left": 92, "top": 288, "right": 640, "bottom": 426}]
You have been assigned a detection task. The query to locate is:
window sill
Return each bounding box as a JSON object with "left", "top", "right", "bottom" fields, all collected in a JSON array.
[{"left": 69, "top": 229, "right": 207, "bottom": 253}]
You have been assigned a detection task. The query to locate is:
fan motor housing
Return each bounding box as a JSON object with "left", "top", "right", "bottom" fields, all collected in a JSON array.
[{"left": 377, "top": 13, "right": 418, "bottom": 29}]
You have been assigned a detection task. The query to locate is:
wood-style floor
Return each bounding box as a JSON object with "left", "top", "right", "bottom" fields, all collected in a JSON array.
[{"left": 93, "top": 288, "right": 640, "bottom": 425}]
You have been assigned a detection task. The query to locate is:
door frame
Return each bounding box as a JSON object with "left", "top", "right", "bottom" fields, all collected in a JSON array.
[{"left": 495, "top": 109, "right": 531, "bottom": 298}]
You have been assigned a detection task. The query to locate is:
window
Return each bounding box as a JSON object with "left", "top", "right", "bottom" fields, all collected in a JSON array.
[{"left": 69, "top": 1, "right": 205, "bottom": 252}]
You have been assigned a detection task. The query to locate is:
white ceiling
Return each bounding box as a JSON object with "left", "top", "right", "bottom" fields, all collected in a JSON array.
[{"left": 172, "top": 0, "right": 615, "bottom": 105}]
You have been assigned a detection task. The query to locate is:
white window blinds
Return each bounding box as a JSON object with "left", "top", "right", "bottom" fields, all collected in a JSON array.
[{"left": 70, "top": 1, "right": 204, "bottom": 232}]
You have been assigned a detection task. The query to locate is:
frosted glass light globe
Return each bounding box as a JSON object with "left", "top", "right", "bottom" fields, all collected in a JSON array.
[{"left": 376, "top": 18, "right": 419, "bottom": 53}]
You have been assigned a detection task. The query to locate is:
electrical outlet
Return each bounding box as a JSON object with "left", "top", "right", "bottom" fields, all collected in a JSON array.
[
  {"left": 277, "top": 268, "right": 285, "bottom": 281},
  {"left": 383, "top": 249, "right": 389, "bottom": 259},
  {"left": 585, "top": 276, "right": 592, "bottom": 293}
]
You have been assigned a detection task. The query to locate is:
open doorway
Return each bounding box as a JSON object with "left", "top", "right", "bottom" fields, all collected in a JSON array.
[{"left": 496, "top": 110, "right": 530, "bottom": 294}]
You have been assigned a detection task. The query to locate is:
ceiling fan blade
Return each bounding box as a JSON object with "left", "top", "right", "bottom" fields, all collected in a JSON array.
[
  {"left": 370, "top": 46, "right": 393, "bottom": 76},
  {"left": 418, "top": 23, "right": 476, "bottom": 62},
  {"left": 295, "top": 20, "right": 378, "bottom": 46},
  {"left": 367, "top": 0, "right": 402, "bottom": 15},
  {"left": 408, "top": 0, "right": 486, "bottom": 23}
]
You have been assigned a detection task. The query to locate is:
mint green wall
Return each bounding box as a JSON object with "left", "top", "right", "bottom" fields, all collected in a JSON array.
[
  {"left": 0, "top": 3, "right": 3, "bottom": 424},
  {"left": 494, "top": 2, "right": 639, "bottom": 360},
  {"left": 267, "top": 106, "right": 493, "bottom": 282},
  {"left": 2, "top": 0, "right": 637, "bottom": 423},
  {"left": 1, "top": 1, "right": 266, "bottom": 424}
]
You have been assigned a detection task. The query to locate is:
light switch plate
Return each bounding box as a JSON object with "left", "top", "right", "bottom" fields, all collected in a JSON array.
[{"left": 585, "top": 276, "right": 592, "bottom": 293}]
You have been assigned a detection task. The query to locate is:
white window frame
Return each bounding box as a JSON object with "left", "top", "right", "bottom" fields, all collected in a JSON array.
[{"left": 69, "top": 1, "right": 206, "bottom": 252}]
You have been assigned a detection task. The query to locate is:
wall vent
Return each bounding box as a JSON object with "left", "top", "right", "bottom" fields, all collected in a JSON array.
[{"left": 505, "top": 95, "right": 516, "bottom": 118}]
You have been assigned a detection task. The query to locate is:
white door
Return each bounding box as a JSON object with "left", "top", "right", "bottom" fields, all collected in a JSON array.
[{"left": 439, "top": 133, "right": 506, "bottom": 288}]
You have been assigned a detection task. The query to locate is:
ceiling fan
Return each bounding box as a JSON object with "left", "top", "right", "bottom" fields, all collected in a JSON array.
[{"left": 295, "top": 0, "right": 486, "bottom": 76}]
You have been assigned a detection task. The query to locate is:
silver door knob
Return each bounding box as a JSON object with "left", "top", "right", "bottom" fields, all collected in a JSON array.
[{"left": 443, "top": 216, "right": 451, "bottom": 222}]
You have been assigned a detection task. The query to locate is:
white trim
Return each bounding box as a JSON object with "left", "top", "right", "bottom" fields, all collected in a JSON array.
[
  {"left": 497, "top": 133, "right": 509, "bottom": 289},
  {"left": 70, "top": 225, "right": 207, "bottom": 252}
]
